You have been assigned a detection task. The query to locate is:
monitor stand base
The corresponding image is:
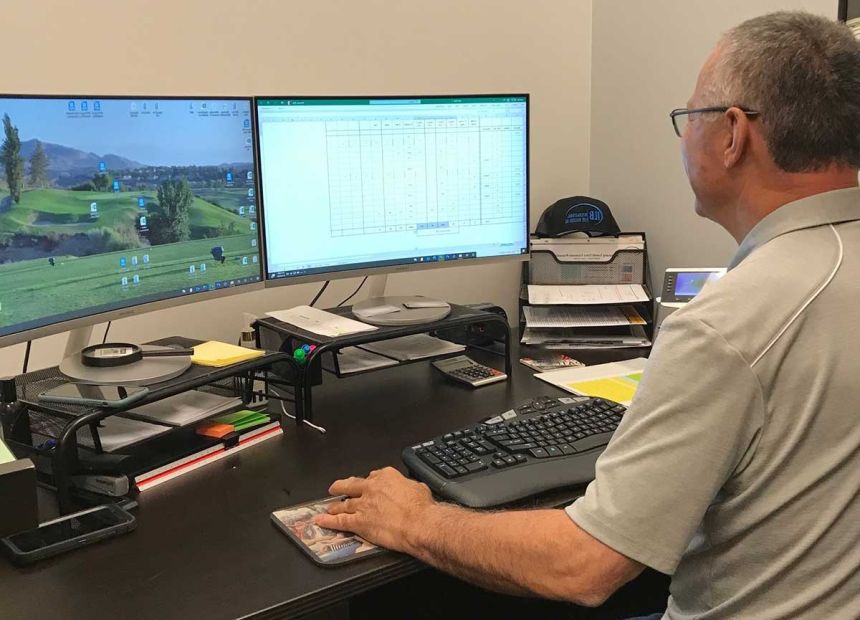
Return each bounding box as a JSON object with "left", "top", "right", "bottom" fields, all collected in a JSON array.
[{"left": 352, "top": 296, "right": 451, "bottom": 326}]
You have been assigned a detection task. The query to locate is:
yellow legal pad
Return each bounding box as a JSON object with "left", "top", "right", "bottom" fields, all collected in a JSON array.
[
  {"left": 191, "top": 341, "right": 265, "bottom": 367},
  {"left": 566, "top": 374, "right": 641, "bottom": 406}
]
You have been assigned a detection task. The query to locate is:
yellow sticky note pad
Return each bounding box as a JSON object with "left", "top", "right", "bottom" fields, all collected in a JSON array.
[
  {"left": 191, "top": 341, "right": 265, "bottom": 367},
  {"left": 566, "top": 374, "right": 640, "bottom": 405}
]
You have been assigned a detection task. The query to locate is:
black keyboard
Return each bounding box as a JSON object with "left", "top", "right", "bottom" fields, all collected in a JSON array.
[{"left": 402, "top": 395, "right": 625, "bottom": 508}]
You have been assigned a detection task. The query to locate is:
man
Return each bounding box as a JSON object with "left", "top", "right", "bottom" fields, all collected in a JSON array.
[{"left": 317, "top": 12, "right": 860, "bottom": 618}]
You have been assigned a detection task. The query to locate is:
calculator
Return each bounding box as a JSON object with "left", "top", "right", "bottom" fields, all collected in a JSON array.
[{"left": 431, "top": 355, "right": 508, "bottom": 387}]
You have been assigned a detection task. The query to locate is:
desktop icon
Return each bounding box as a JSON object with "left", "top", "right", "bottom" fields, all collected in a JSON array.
[
  {"left": 80, "top": 101, "right": 88, "bottom": 112},
  {"left": 138, "top": 196, "right": 146, "bottom": 208},
  {"left": 247, "top": 188, "right": 255, "bottom": 198},
  {"left": 243, "top": 119, "right": 250, "bottom": 129},
  {"left": 239, "top": 206, "right": 245, "bottom": 216},
  {"left": 139, "top": 216, "right": 147, "bottom": 227},
  {"left": 251, "top": 239, "right": 257, "bottom": 247},
  {"left": 130, "top": 102, "right": 137, "bottom": 112},
  {"left": 133, "top": 274, "right": 140, "bottom": 285},
  {"left": 189, "top": 265, "right": 196, "bottom": 274},
  {"left": 226, "top": 172, "right": 233, "bottom": 184},
  {"left": 250, "top": 222, "right": 256, "bottom": 231},
  {"left": 252, "top": 255, "right": 258, "bottom": 263},
  {"left": 67, "top": 101, "right": 75, "bottom": 112},
  {"left": 131, "top": 256, "right": 138, "bottom": 266},
  {"left": 119, "top": 257, "right": 127, "bottom": 268},
  {"left": 112, "top": 180, "right": 120, "bottom": 192},
  {"left": 90, "top": 202, "right": 98, "bottom": 218},
  {"left": 242, "top": 256, "right": 248, "bottom": 265},
  {"left": 249, "top": 205, "right": 256, "bottom": 214},
  {"left": 99, "top": 161, "right": 106, "bottom": 172},
  {"left": 143, "top": 254, "right": 150, "bottom": 264},
  {"left": 93, "top": 101, "right": 101, "bottom": 112},
  {"left": 200, "top": 263, "right": 206, "bottom": 272},
  {"left": 246, "top": 170, "right": 253, "bottom": 181},
  {"left": 121, "top": 276, "right": 128, "bottom": 287}
]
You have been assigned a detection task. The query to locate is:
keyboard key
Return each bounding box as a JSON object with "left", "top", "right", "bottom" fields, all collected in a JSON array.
[
  {"left": 437, "top": 464, "right": 458, "bottom": 478},
  {"left": 492, "top": 459, "right": 507, "bottom": 468},
  {"left": 560, "top": 444, "right": 577, "bottom": 455},
  {"left": 465, "top": 461, "right": 488, "bottom": 473},
  {"left": 502, "top": 456, "right": 517, "bottom": 466},
  {"left": 572, "top": 432, "right": 614, "bottom": 453},
  {"left": 513, "top": 454, "right": 527, "bottom": 463},
  {"left": 546, "top": 446, "right": 562, "bottom": 457},
  {"left": 454, "top": 465, "right": 469, "bottom": 475},
  {"left": 529, "top": 447, "right": 549, "bottom": 458},
  {"left": 506, "top": 443, "right": 537, "bottom": 453}
]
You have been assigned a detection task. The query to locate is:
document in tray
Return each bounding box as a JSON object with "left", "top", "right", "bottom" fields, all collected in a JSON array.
[
  {"left": 78, "top": 416, "right": 172, "bottom": 452},
  {"left": 523, "top": 305, "right": 645, "bottom": 328},
  {"left": 528, "top": 284, "right": 649, "bottom": 305},
  {"left": 266, "top": 305, "right": 377, "bottom": 337},
  {"left": 521, "top": 327, "right": 651, "bottom": 348},
  {"left": 530, "top": 234, "right": 645, "bottom": 262},
  {"left": 125, "top": 391, "right": 243, "bottom": 427},
  {"left": 536, "top": 358, "right": 648, "bottom": 406},
  {"left": 358, "top": 334, "right": 465, "bottom": 361},
  {"left": 322, "top": 347, "right": 400, "bottom": 375}
]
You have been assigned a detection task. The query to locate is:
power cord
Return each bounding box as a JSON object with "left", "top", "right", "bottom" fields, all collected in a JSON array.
[
  {"left": 102, "top": 321, "right": 112, "bottom": 344},
  {"left": 22, "top": 341, "right": 32, "bottom": 374},
  {"left": 309, "top": 281, "right": 330, "bottom": 307},
  {"left": 337, "top": 276, "right": 368, "bottom": 307},
  {"left": 270, "top": 386, "right": 327, "bottom": 434}
]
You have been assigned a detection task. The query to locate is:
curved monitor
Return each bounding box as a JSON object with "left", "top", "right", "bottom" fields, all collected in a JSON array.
[
  {"left": 0, "top": 96, "right": 262, "bottom": 347},
  {"left": 256, "top": 95, "right": 529, "bottom": 285}
]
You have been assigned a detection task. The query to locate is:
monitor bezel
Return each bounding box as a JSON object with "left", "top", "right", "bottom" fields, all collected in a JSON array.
[
  {"left": 253, "top": 93, "right": 530, "bottom": 288},
  {"left": 0, "top": 93, "right": 263, "bottom": 348}
]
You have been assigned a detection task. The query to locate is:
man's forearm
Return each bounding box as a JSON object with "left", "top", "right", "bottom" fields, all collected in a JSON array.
[{"left": 402, "top": 503, "right": 619, "bottom": 606}]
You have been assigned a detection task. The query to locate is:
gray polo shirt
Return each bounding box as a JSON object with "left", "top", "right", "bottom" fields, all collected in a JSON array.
[{"left": 566, "top": 188, "right": 860, "bottom": 619}]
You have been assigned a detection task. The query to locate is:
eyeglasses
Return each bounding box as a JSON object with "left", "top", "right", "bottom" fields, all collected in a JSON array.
[{"left": 669, "top": 106, "right": 761, "bottom": 137}]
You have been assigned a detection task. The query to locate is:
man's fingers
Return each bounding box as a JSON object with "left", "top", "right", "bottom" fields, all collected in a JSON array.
[
  {"left": 314, "top": 512, "right": 355, "bottom": 532},
  {"left": 329, "top": 476, "right": 367, "bottom": 497},
  {"left": 326, "top": 498, "right": 357, "bottom": 515}
]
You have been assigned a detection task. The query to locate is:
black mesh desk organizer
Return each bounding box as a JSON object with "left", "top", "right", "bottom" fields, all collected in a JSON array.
[
  {"left": 255, "top": 303, "right": 512, "bottom": 423},
  {"left": 6, "top": 336, "right": 286, "bottom": 514}
]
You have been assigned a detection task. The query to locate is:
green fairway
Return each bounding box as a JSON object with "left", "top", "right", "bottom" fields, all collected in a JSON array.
[
  {"left": 0, "top": 234, "right": 261, "bottom": 330},
  {"left": 0, "top": 188, "right": 252, "bottom": 241},
  {"left": 194, "top": 188, "right": 254, "bottom": 214}
]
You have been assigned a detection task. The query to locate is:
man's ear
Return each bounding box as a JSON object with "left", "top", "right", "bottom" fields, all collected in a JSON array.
[{"left": 723, "top": 107, "right": 750, "bottom": 169}]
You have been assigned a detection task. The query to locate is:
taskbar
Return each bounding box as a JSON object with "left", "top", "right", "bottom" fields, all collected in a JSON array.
[
  {"left": 180, "top": 275, "right": 262, "bottom": 294},
  {"left": 268, "top": 252, "right": 479, "bottom": 280}
]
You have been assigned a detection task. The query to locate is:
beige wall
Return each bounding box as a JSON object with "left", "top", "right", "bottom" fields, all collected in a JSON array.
[
  {"left": 1, "top": 0, "right": 593, "bottom": 375},
  {"left": 589, "top": 0, "right": 838, "bottom": 286}
]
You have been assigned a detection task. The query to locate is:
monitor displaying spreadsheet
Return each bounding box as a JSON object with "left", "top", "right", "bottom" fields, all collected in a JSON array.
[{"left": 255, "top": 95, "right": 529, "bottom": 281}]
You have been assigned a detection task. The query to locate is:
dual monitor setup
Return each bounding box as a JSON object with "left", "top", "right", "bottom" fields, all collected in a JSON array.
[{"left": 0, "top": 94, "right": 529, "bottom": 357}]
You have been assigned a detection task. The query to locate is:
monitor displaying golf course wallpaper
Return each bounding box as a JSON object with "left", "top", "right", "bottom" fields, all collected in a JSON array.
[{"left": 0, "top": 96, "right": 262, "bottom": 342}]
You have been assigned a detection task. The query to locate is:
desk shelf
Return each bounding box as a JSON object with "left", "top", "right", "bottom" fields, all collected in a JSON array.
[
  {"left": 6, "top": 336, "right": 286, "bottom": 514},
  {"left": 255, "top": 303, "right": 512, "bottom": 423}
]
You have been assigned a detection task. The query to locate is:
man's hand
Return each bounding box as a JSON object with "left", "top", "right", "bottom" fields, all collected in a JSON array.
[{"left": 314, "top": 466, "right": 434, "bottom": 553}]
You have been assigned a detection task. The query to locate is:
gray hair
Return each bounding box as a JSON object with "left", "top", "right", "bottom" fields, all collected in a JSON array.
[{"left": 707, "top": 11, "right": 860, "bottom": 172}]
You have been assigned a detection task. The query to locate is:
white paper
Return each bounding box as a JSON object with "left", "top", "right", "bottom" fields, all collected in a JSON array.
[
  {"left": 125, "top": 391, "right": 243, "bottom": 427},
  {"left": 528, "top": 284, "right": 649, "bottom": 305},
  {"left": 521, "top": 327, "right": 650, "bottom": 348},
  {"left": 536, "top": 357, "right": 649, "bottom": 393},
  {"left": 266, "top": 305, "right": 377, "bottom": 337},
  {"left": 523, "top": 305, "right": 645, "bottom": 328},
  {"left": 79, "top": 416, "right": 172, "bottom": 452},
  {"left": 322, "top": 347, "right": 400, "bottom": 375},
  {"left": 358, "top": 334, "right": 465, "bottom": 361}
]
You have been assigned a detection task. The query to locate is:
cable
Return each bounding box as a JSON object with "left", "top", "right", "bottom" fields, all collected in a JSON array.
[
  {"left": 102, "top": 321, "right": 112, "bottom": 344},
  {"left": 337, "top": 276, "right": 368, "bottom": 307},
  {"left": 752, "top": 225, "right": 843, "bottom": 368},
  {"left": 309, "top": 280, "right": 330, "bottom": 307},
  {"left": 22, "top": 341, "right": 32, "bottom": 374},
  {"left": 270, "top": 386, "right": 326, "bottom": 434}
]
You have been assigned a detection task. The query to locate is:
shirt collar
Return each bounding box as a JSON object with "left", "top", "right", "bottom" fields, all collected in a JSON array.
[{"left": 730, "top": 187, "right": 860, "bottom": 270}]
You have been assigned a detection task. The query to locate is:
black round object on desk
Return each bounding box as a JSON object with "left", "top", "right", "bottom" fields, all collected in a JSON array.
[{"left": 80, "top": 343, "right": 193, "bottom": 368}]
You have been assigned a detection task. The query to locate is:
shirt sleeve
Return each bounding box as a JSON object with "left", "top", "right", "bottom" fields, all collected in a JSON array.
[{"left": 565, "top": 312, "right": 764, "bottom": 574}]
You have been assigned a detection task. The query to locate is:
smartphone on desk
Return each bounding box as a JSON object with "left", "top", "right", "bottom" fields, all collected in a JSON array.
[
  {"left": 38, "top": 383, "right": 149, "bottom": 408},
  {"left": 1, "top": 504, "right": 136, "bottom": 565}
]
